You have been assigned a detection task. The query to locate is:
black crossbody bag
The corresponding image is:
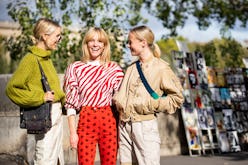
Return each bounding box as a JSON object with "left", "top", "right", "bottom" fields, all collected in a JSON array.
[{"left": 20, "top": 60, "right": 52, "bottom": 134}]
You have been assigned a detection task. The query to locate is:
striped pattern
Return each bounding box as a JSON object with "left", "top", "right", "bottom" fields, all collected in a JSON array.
[{"left": 64, "top": 61, "right": 124, "bottom": 110}]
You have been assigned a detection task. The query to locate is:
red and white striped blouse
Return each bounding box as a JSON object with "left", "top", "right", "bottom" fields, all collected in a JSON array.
[{"left": 63, "top": 61, "right": 124, "bottom": 113}]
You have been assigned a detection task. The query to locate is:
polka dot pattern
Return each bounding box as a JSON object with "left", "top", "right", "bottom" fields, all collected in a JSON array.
[{"left": 77, "top": 106, "right": 117, "bottom": 165}]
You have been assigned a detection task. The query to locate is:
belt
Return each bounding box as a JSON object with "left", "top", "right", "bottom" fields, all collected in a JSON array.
[{"left": 81, "top": 105, "right": 111, "bottom": 111}]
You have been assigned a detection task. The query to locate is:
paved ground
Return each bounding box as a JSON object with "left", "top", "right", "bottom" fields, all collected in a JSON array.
[
  {"left": 1, "top": 152, "right": 247, "bottom": 165},
  {"left": 158, "top": 152, "right": 248, "bottom": 165},
  {"left": 0, "top": 154, "right": 28, "bottom": 165},
  {"left": 95, "top": 152, "right": 248, "bottom": 165}
]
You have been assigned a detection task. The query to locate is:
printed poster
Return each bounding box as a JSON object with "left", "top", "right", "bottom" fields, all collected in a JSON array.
[{"left": 181, "top": 107, "right": 201, "bottom": 150}]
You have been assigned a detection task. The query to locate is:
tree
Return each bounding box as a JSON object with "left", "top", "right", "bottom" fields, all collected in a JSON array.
[
  {"left": 188, "top": 38, "right": 247, "bottom": 68},
  {"left": 219, "top": 38, "right": 246, "bottom": 68},
  {"left": 5, "top": 0, "right": 248, "bottom": 73},
  {"left": 6, "top": 0, "right": 148, "bottom": 73},
  {"left": 157, "top": 36, "right": 188, "bottom": 65},
  {"left": 199, "top": 41, "right": 218, "bottom": 67},
  {"left": 143, "top": 0, "right": 248, "bottom": 36}
]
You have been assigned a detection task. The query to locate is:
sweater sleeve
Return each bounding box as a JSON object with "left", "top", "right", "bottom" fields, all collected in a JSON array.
[{"left": 5, "top": 55, "right": 45, "bottom": 108}]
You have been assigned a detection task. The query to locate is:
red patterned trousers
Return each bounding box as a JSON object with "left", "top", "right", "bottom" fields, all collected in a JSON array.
[{"left": 77, "top": 106, "right": 117, "bottom": 165}]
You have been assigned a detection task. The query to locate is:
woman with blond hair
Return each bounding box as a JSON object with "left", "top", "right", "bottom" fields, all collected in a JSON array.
[
  {"left": 63, "top": 27, "right": 124, "bottom": 165},
  {"left": 6, "top": 18, "right": 65, "bottom": 165},
  {"left": 113, "top": 25, "right": 184, "bottom": 165}
]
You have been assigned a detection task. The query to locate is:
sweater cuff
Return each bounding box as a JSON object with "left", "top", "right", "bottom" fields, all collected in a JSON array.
[{"left": 67, "top": 108, "right": 76, "bottom": 116}]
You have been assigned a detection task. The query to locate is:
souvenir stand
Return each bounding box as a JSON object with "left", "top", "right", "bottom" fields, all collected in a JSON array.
[
  {"left": 172, "top": 51, "right": 220, "bottom": 156},
  {"left": 207, "top": 67, "right": 248, "bottom": 152},
  {"left": 172, "top": 47, "right": 248, "bottom": 156}
]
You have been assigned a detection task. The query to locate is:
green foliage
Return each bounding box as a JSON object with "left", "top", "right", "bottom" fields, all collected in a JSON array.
[
  {"left": 4, "top": 0, "right": 248, "bottom": 73},
  {"left": 5, "top": 0, "right": 148, "bottom": 73},
  {"left": 188, "top": 38, "right": 247, "bottom": 68},
  {"left": 200, "top": 41, "right": 218, "bottom": 67},
  {"left": 143, "top": 0, "right": 248, "bottom": 36},
  {"left": 193, "top": 1, "right": 248, "bottom": 29},
  {"left": 219, "top": 39, "right": 246, "bottom": 68},
  {"left": 157, "top": 38, "right": 179, "bottom": 64}
]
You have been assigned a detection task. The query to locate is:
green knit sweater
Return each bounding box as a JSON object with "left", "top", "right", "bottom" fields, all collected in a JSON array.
[{"left": 6, "top": 46, "right": 65, "bottom": 108}]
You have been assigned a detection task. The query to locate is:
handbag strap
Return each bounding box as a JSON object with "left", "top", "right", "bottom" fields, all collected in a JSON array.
[
  {"left": 135, "top": 60, "right": 159, "bottom": 100},
  {"left": 37, "top": 59, "right": 51, "bottom": 92}
]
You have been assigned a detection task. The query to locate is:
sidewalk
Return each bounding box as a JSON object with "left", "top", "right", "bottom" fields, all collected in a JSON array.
[
  {"left": 94, "top": 152, "right": 248, "bottom": 165},
  {"left": 159, "top": 152, "right": 248, "bottom": 165},
  {"left": 1, "top": 152, "right": 247, "bottom": 165}
]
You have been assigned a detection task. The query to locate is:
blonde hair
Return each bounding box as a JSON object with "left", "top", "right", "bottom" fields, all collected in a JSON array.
[
  {"left": 81, "top": 27, "right": 111, "bottom": 64},
  {"left": 32, "top": 18, "right": 60, "bottom": 44},
  {"left": 130, "top": 25, "right": 161, "bottom": 58}
]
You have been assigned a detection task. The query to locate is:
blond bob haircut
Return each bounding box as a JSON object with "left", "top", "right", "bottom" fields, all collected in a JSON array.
[
  {"left": 130, "top": 25, "right": 161, "bottom": 58},
  {"left": 32, "top": 18, "right": 60, "bottom": 44},
  {"left": 81, "top": 27, "right": 111, "bottom": 64}
]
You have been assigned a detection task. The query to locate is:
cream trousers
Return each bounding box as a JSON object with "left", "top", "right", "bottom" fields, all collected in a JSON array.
[
  {"left": 34, "top": 102, "right": 64, "bottom": 165},
  {"left": 119, "top": 118, "right": 161, "bottom": 165}
]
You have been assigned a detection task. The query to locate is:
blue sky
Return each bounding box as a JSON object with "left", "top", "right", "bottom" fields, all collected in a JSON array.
[
  {"left": 145, "top": 10, "right": 248, "bottom": 45},
  {"left": 1, "top": 0, "right": 247, "bottom": 45}
]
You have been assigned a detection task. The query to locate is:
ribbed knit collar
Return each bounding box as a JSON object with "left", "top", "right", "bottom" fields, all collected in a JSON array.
[{"left": 28, "top": 46, "right": 52, "bottom": 58}]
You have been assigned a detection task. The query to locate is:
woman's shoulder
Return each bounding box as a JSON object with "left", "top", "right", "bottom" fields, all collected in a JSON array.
[
  {"left": 69, "top": 61, "right": 85, "bottom": 67},
  {"left": 64, "top": 61, "right": 85, "bottom": 73},
  {"left": 18, "top": 53, "right": 36, "bottom": 66},
  {"left": 108, "top": 61, "right": 123, "bottom": 69},
  {"left": 22, "top": 52, "right": 35, "bottom": 60},
  {"left": 154, "top": 58, "right": 170, "bottom": 69}
]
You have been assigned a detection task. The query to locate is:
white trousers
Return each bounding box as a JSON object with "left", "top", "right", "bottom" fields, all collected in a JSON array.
[
  {"left": 119, "top": 118, "right": 161, "bottom": 165},
  {"left": 34, "top": 102, "right": 64, "bottom": 165}
]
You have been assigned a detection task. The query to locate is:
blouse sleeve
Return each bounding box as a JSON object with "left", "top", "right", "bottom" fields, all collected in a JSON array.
[
  {"left": 63, "top": 63, "right": 81, "bottom": 111},
  {"left": 113, "top": 64, "right": 124, "bottom": 92}
]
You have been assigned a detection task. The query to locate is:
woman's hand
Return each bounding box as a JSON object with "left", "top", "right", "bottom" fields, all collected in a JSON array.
[
  {"left": 44, "top": 91, "right": 55, "bottom": 102},
  {"left": 68, "top": 115, "right": 78, "bottom": 149},
  {"left": 70, "top": 132, "right": 78, "bottom": 149}
]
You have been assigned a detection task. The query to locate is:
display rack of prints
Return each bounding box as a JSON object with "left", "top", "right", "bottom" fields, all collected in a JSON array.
[{"left": 172, "top": 51, "right": 220, "bottom": 156}]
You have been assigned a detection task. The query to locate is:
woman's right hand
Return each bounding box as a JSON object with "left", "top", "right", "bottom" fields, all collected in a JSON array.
[
  {"left": 70, "top": 132, "right": 78, "bottom": 149},
  {"left": 68, "top": 114, "right": 78, "bottom": 149},
  {"left": 44, "top": 91, "right": 55, "bottom": 102}
]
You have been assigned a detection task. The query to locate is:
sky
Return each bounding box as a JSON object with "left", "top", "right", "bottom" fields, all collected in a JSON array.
[
  {"left": 145, "top": 10, "right": 248, "bottom": 45},
  {"left": 1, "top": 1, "right": 247, "bottom": 45}
]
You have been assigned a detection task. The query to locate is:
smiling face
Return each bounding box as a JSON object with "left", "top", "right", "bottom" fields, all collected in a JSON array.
[
  {"left": 43, "top": 27, "right": 62, "bottom": 50},
  {"left": 127, "top": 32, "right": 144, "bottom": 57},
  {"left": 81, "top": 27, "right": 110, "bottom": 63},
  {"left": 87, "top": 34, "right": 105, "bottom": 61},
  {"left": 33, "top": 18, "right": 62, "bottom": 51}
]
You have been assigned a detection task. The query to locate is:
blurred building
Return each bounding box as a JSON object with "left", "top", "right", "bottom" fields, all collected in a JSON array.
[{"left": 0, "top": 21, "right": 20, "bottom": 37}]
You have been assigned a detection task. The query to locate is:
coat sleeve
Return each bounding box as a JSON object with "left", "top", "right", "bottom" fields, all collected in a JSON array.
[
  {"left": 156, "top": 65, "right": 184, "bottom": 114},
  {"left": 112, "top": 65, "right": 133, "bottom": 112}
]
